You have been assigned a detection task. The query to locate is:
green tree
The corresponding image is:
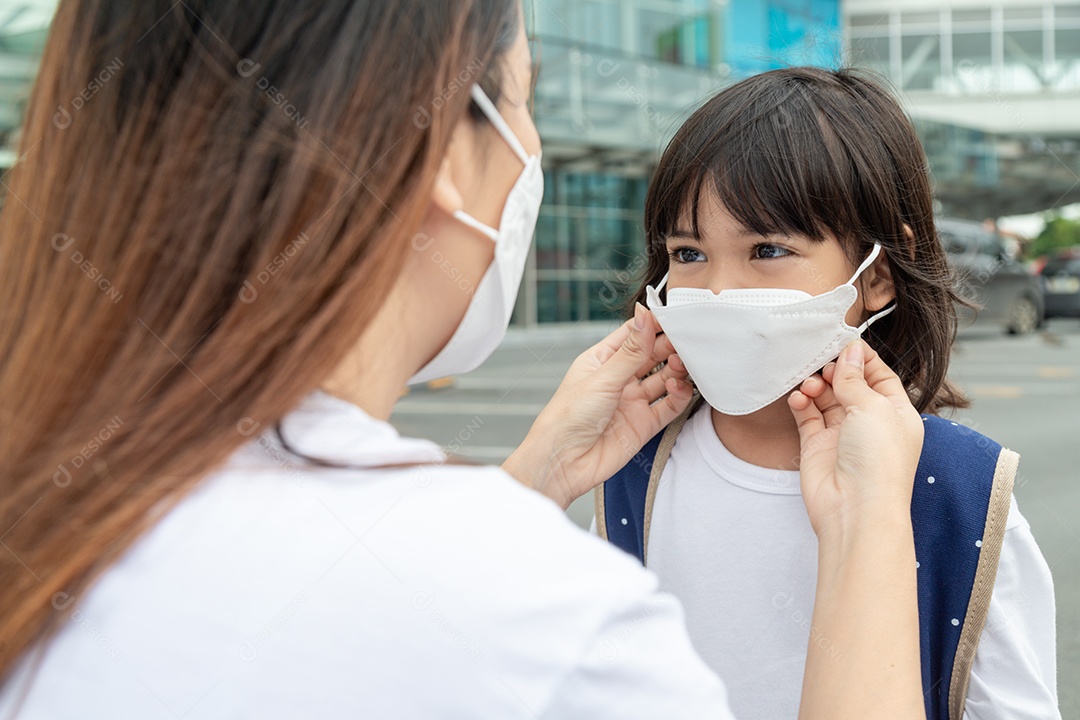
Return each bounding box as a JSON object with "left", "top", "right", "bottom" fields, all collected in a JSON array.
[{"left": 1029, "top": 214, "right": 1080, "bottom": 259}]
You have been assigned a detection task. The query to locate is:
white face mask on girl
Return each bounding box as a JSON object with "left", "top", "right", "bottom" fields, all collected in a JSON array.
[
  {"left": 409, "top": 84, "right": 543, "bottom": 385},
  {"left": 645, "top": 243, "right": 896, "bottom": 415}
]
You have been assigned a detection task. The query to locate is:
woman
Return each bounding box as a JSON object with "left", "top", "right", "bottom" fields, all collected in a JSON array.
[{"left": 0, "top": 1, "right": 924, "bottom": 718}]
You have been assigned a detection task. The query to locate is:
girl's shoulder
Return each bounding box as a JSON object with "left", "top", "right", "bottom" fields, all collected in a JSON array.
[
  {"left": 914, "top": 414, "right": 1015, "bottom": 494},
  {"left": 908, "top": 415, "right": 1020, "bottom": 720},
  {"left": 918, "top": 414, "right": 1006, "bottom": 457}
]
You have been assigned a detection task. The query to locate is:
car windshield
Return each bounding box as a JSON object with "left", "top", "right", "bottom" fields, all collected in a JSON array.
[
  {"left": 940, "top": 230, "right": 970, "bottom": 254},
  {"left": 1043, "top": 256, "right": 1080, "bottom": 274}
]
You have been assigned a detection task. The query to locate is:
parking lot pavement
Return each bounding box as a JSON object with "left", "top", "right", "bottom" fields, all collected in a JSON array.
[
  {"left": 949, "top": 319, "right": 1080, "bottom": 717},
  {"left": 392, "top": 318, "right": 1080, "bottom": 715}
]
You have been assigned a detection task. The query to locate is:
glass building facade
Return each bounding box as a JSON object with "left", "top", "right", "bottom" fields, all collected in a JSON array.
[
  {"left": 0, "top": 0, "right": 847, "bottom": 326},
  {"left": 1, "top": 1, "right": 859, "bottom": 325},
  {"left": 3, "top": 1, "right": 1075, "bottom": 321},
  {"left": 0, "top": 1, "right": 52, "bottom": 166},
  {"left": 845, "top": 0, "right": 1080, "bottom": 219},
  {"left": 847, "top": 2, "right": 1080, "bottom": 95}
]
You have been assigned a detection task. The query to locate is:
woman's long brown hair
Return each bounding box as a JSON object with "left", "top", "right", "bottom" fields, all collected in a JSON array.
[{"left": 0, "top": 0, "right": 515, "bottom": 681}]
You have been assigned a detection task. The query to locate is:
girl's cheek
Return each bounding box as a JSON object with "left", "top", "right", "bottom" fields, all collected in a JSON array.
[{"left": 843, "top": 305, "right": 865, "bottom": 327}]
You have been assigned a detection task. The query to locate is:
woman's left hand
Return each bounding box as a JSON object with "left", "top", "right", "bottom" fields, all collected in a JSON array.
[{"left": 501, "top": 303, "right": 694, "bottom": 509}]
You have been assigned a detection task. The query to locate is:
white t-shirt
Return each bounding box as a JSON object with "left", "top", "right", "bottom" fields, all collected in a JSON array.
[
  {"left": 0, "top": 391, "right": 733, "bottom": 720},
  {"left": 631, "top": 403, "right": 1061, "bottom": 720}
]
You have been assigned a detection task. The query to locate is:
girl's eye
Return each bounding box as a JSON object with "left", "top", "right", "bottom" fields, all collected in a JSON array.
[
  {"left": 669, "top": 246, "right": 705, "bottom": 264},
  {"left": 753, "top": 243, "right": 792, "bottom": 260}
]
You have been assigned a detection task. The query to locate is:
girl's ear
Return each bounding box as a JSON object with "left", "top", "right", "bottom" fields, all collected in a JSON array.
[
  {"left": 902, "top": 223, "right": 917, "bottom": 261},
  {"left": 861, "top": 225, "right": 912, "bottom": 313},
  {"left": 863, "top": 250, "right": 897, "bottom": 313}
]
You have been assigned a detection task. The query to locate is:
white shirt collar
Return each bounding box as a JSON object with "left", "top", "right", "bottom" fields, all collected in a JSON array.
[
  {"left": 689, "top": 403, "right": 802, "bottom": 495},
  {"left": 270, "top": 389, "right": 447, "bottom": 468}
]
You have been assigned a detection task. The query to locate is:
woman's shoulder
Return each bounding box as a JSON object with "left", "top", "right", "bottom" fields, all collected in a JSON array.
[
  {"left": 4, "top": 455, "right": 725, "bottom": 719},
  {"left": 5, "top": 458, "right": 684, "bottom": 719},
  {"left": 183, "top": 456, "right": 659, "bottom": 599}
]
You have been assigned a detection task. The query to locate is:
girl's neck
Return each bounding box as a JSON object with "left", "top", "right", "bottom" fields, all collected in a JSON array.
[{"left": 710, "top": 398, "right": 803, "bottom": 472}]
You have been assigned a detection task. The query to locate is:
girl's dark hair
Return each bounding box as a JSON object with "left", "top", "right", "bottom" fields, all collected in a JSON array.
[
  {"left": 631, "top": 66, "right": 970, "bottom": 414},
  {"left": 0, "top": 0, "right": 518, "bottom": 684}
]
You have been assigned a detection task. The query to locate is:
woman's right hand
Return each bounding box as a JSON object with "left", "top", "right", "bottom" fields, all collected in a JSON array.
[
  {"left": 787, "top": 340, "right": 928, "bottom": 720},
  {"left": 787, "top": 339, "right": 924, "bottom": 540},
  {"left": 501, "top": 305, "right": 693, "bottom": 510}
]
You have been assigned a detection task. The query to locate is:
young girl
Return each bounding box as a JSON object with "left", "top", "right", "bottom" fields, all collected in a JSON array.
[{"left": 595, "top": 67, "right": 1060, "bottom": 720}]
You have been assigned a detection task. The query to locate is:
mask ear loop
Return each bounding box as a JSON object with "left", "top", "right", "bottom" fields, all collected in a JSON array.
[
  {"left": 847, "top": 243, "right": 883, "bottom": 285},
  {"left": 469, "top": 84, "right": 531, "bottom": 165},
  {"left": 857, "top": 303, "right": 896, "bottom": 332},
  {"left": 449, "top": 84, "right": 534, "bottom": 242},
  {"left": 850, "top": 243, "right": 897, "bottom": 332},
  {"left": 646, "top": 272, "right": 670, "bottom": 309},
  {"left": 451, "top": 210, "right": 499, "bottom": 241}
]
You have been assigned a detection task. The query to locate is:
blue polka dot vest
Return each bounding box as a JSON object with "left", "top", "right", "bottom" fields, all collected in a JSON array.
[{"left": 597, "top": 414, "right": 1017, "bottom": 720}]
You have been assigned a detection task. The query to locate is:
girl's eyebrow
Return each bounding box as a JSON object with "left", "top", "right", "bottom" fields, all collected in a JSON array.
[
  {"left": 738, "top": 227, "right": 801, "bottom": 242},
  {"left": 667, "top": 226, "right": 800, "bottom": 243},
  {"left": 666, "top": 229, "right": 701, "bottom": 243}
]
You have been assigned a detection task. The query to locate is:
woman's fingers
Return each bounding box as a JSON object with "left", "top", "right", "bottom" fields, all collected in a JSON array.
[
  {"left": 819, "top": 342, "right": 907, "bottom": 409},
  {"left": 586, "top": 306, "right": 673, "bottom": 376},
  {"left": 800, "top": 374, "right": 846, "bottom": 428},
  {"left": 859, "top": 341, "right": 909, "bottom": 401},
  {"left": 634, "top": 331, "right": 676, "bottom": 379},
  {"left": 795, "top": 340, "right": 907, "bottom": 436},
  {"left": 822, "top": 343, "right": 905, "bottom": 399},
  {"left": 591, "top": 304, "right": 663, "bottom": 388},
  {"left": 829, "top": 341, "right": 890, "bottom": 411},
  {"left": 788, "top": 389, "right": 826, "bottom": 443},
  {"left": 649, "top": 376, "right": 695, "bottom": 428},
  {"left": 589, "top": 317, "right": 634, "bottom": 366},
  {"left": 800, "top": 373, "right": 827, "bottom": 399},
  {"left": 821, "top": 361, "right": 836, "bottom": 385},
  {"left": 637, "top": 353, "right": 687, "bottom": 400}
]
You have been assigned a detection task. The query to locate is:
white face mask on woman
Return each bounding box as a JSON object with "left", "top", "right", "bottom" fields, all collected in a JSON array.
[
  {"left": 645, "top": 243, "right": 895, "bottom": 415},
  {"left": 409, "top": 84, "right": 543, "bottom": 385}
]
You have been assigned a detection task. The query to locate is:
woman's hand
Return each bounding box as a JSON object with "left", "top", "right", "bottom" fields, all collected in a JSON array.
[
  {"left": 788, "top": 340, "right": 928, "bottom": 720},
  {"left": 502, "top": 303, "right": 694, "bottom": 509},
  {"left": 787, "top": 339, "right": 924, "bottom": 540}
]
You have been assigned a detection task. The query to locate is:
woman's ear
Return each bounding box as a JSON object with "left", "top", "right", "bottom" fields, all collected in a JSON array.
[{"left": 430, "top": 153, "right": 464, "bottom": 219}]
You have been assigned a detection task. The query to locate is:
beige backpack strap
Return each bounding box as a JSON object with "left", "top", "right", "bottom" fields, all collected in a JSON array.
[
  {"left": 642, "top": 395, "right": 703, "bottom": 565},
  {"left": 594, "top": 477, "right": 609, "bottom": 541},
  {"left": 947, "top": 447, "right": 1019, "bottom": 720},
  {"left": 593, "top": 395, "right": 703, "bottom": 549}
]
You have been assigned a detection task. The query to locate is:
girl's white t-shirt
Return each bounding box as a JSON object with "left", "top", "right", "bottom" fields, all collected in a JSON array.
[
  {"left": 635, "top": 403, "right": 1061, "bottom": 720},
  {"left": 0, "top": 391, "right": 733, "bottom": 720}
]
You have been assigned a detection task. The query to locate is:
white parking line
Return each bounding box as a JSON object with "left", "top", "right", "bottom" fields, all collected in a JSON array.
[
  {"left": 451, "top": 446, "right": 519, "bottom": 461},
  {"left": 451, "top": 377, "right": 560, "bottom": 390},
  {"left": 966, "top": 383, "right": 1078, "bottom": 397},
  {"left": 393, "top": 402, "right": 546, "bottom": 415},
  {"left": 952, "top": 364, "right": 1079, "bottom": 375}
]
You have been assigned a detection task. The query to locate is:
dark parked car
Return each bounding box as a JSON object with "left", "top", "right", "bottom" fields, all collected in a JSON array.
[
  {"left": 938, "top": 218, "right": 1045, "bottom": 335},
  {"left": 1040, "top": 246, "right": 1080, "bottom": 320}
]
